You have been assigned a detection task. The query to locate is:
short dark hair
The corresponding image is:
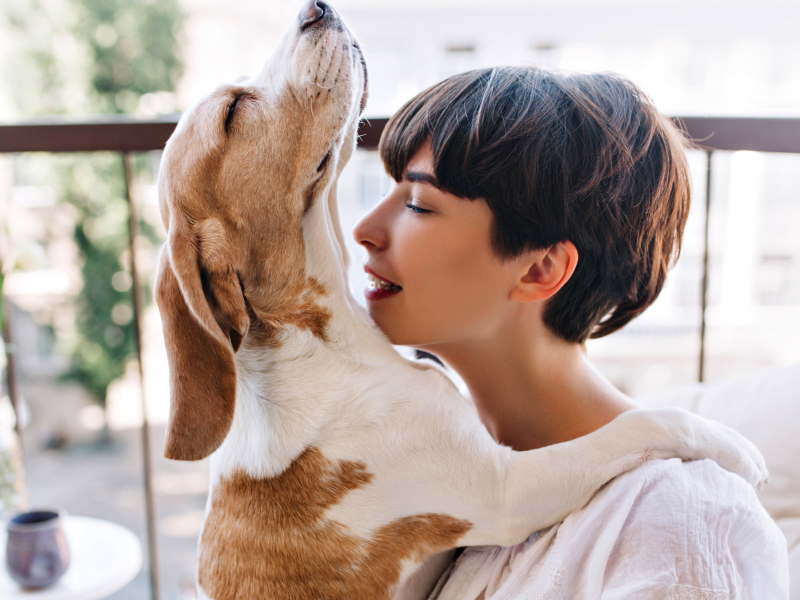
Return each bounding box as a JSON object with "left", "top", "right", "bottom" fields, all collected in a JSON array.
[{"left": 379, "top": 66, "right": 691, "bottom": 343}]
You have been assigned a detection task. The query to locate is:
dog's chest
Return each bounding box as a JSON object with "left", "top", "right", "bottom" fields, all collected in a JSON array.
[{"left": 197, "top": 447, "right": 470, "bottom": 600}]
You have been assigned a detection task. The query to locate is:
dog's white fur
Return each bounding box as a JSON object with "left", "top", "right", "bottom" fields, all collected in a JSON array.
[{"left": 154, "top": 3, "right": 768, "bottom": 598}]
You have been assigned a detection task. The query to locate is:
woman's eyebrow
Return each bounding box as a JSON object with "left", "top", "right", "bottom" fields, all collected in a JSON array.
[{"left": 403, "top": 171, "right": 443, "bottom": 190}]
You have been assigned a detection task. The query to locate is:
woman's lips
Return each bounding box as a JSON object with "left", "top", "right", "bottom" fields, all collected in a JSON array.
[{"left": 363, "top": 265, "right": 402, "bottom": 301}]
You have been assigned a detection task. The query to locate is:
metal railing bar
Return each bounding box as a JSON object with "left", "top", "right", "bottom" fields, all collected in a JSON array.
[
  {"left": 355, "top": 118, "right": 386, "bottom": 150},
  {"left": 3, "top": 116, "right": 800, "bottom": 153},
  {"left": 0, "top": 115, "right": 180, "bottom": 154},
  {"left": 1, "top": 293, "right": 24, "bottom": 460},
  {"left": 698, "top": 150, "right": 713, "bottom": 383},
  {"left": 677, "top": 117, "right": 800, "bottom": 154},
  {"left": 122, "top": 152, "right": 161, "bottom": 600}
]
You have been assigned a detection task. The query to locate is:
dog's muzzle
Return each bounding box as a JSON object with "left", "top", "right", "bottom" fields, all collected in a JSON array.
[{"left": 297, "top": 0, "right": 368, "bottom": 113}]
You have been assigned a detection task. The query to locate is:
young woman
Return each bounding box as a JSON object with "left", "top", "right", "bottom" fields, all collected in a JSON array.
[{"left": 353, "top": 67, "right": 788, "bottom": 599}]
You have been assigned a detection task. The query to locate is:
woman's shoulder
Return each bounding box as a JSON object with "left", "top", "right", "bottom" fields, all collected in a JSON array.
[
  {"left": 559, "top": 457, "right": 789, "bottom": 598},
  {"left": 603, "top": 455, "right": 759, "bottom": 507},
  {"left": 576, "top": 457, "right": 782, "bottom": 547}
]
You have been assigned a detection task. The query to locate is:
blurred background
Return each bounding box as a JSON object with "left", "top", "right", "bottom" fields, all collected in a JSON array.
[{"left": 0, "top": 0, "right": 798, "bottom": 598}]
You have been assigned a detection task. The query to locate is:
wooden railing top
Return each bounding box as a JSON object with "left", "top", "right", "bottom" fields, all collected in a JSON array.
[{"left": 1, "top": 114, "right": 799, "bottom": 154}]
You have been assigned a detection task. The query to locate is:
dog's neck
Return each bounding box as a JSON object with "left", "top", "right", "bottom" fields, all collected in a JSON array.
[
  {"left": 211, "top": 170, "right": 424, "bottom": 481},
  {"left": 302, "top": 172, "right": 401, "bottom": 362}
]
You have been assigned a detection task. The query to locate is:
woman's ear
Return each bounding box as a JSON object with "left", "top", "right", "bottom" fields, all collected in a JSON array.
[{"left": 510, "top": 241, "right": 578, "bottom": 303}]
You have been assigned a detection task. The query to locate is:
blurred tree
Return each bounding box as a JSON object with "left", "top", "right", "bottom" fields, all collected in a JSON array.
[
  {"left": 76, "top": 0, "right": 184, "bottom": 113},
  {"left": 2, "top": 0, "right": 183, "bottom": 405}
]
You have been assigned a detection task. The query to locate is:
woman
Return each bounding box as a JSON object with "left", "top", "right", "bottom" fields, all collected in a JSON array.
[{"left": 353, "top": 67, "right": 788, "bottom": 598}]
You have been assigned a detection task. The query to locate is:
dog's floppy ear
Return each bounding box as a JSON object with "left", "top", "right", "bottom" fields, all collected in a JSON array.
[{"left": 154, "top": 214, "right": 249, "bottom": 461}]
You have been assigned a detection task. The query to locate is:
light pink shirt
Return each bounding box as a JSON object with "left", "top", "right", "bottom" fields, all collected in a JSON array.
[{"left": 429, "top": 458, "right": 789, "bottom": 600}]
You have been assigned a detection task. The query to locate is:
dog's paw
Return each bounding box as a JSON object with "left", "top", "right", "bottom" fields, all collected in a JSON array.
[
  {"left": 630, "top": 407, "right": 769, "bottom": 491},
  {"left": 695, "top": 415, "right": 769, "bottom": 491}
]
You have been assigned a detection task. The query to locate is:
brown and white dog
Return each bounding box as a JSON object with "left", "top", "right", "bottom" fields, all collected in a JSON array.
[{"left": 153, "top": 2, "right": 767, "bottom": 598}]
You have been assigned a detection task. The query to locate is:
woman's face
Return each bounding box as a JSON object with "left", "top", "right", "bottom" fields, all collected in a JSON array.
[{"left": 352, "top": 141, "right": 524, "bottom": 348}]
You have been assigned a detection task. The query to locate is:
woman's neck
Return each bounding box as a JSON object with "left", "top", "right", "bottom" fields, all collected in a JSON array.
[{"left": 420, "top": 308, "right": 636, "bottom": 451}]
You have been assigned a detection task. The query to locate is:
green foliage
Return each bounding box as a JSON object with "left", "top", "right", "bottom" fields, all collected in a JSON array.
[
  {"left": 3, "top": 0, "right": 183, "bottom": 403},
  {"left": 56, "top": 152, "right": 138, "bottom": 402},
  {"left": 3, "top": 0, "right": 184, "bottom": 115},
  {"left": 74, "top": 0, "right": 184, "bottom": 113},
  {"left": 3, "top": 0, "right": 86, "bottom": 115}
]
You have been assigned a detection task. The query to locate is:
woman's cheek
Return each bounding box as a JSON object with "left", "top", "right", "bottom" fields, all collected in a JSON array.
[{"left": 410, "top": 260, "right": 481, "bottom": 341}]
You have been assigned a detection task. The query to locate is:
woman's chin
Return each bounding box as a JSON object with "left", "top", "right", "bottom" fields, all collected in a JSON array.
[{"left": 366, "top": 309, "right": 409, "bottom": 346}]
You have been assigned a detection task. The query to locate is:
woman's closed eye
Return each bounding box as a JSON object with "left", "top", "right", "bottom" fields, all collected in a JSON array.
[{"left": 405, "top": 202, "right": 432, "bottom": 215}]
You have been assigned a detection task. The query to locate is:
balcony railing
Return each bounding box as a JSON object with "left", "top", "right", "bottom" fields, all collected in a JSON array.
[
  {"left": 3, "top": 114, "right": 800, "bottom": 154},
  {"left": 1, "top": 114, "right": 799, "bottom": 600}
]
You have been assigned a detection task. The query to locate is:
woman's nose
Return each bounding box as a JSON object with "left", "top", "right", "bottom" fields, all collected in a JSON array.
[{"left": 353, "top": 203, "right": 389, "bottom": 252}]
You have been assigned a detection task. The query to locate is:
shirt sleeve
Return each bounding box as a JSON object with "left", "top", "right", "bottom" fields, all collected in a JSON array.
[{"left": 599, "top": 459, "right": 789, "bottom": 600}]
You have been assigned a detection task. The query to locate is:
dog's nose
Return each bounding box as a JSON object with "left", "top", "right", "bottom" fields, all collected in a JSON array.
[{"left": 300, "top": 0, "right": 333, "bottom": 30}]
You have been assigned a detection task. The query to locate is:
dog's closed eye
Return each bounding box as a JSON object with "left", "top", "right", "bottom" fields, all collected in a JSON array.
[{"left": 225, "top": 94, "right": 246, "bottom": 134}]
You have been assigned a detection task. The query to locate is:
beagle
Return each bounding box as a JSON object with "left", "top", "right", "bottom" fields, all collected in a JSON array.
[{"left": 153, "top": 2, "right": 767, "bottom": 598}]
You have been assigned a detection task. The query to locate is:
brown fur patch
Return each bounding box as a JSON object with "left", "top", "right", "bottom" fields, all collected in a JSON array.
[
  {"left": 246, "top": 277, "right": 331, "bottom": 348},
  {"left": 198, "top": 448, "right": 472, "bottom": 599}
]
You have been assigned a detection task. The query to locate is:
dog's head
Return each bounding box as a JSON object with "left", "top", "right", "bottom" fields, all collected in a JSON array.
[{"left": 154, "top": 0, "right": 367, "bottom": 461}]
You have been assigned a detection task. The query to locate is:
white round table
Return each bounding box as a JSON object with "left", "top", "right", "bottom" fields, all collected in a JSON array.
[{"left": 1, "top": 515, "right": 142, "bottom": 600}]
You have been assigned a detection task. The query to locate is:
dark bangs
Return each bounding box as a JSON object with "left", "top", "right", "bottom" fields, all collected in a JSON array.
[{"left": 379, "top": 67, "right": 570, "bottom": 257}]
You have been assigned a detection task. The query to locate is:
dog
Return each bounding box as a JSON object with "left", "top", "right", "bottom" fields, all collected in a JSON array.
[{"left": 153, "top": 2, "right": 767, "bottom": 598}]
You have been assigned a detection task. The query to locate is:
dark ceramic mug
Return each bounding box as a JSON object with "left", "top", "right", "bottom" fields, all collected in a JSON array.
[{"left": 5, "top": 510, "right": 71, "bottom": 588}]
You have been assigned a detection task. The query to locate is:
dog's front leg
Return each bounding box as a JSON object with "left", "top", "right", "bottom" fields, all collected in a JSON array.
[
  {"left": 365, "top": 402, "right": 767, "bottom": 553},
  {"left": 447, "top": 406, "right": 768, "bottom": 548},
  {"left": 314, "top": 403, "right": 765, "bottom": 598}
]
